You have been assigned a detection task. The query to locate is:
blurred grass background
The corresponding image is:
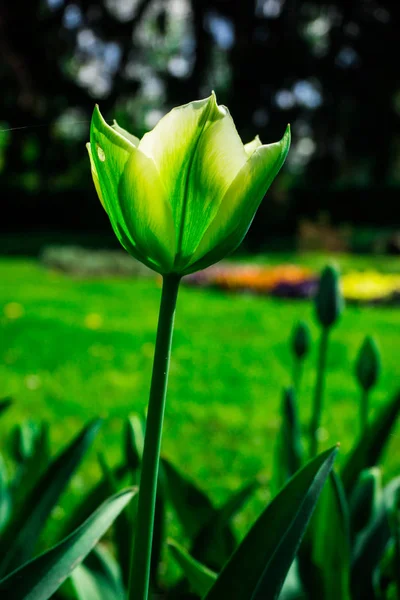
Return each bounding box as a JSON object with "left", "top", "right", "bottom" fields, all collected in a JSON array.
[{"left": 1, "top": 253, "right": 400, "bottom": 514}]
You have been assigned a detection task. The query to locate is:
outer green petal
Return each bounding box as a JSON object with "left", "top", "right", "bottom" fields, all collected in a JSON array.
[
  {"left": 112, "top": 120, "right": 140, "bottom": 147},
  {"left": 86, "top": 142, "right": 106, "bottom": 209},
  {"left": 90, "top": 106, "right": 160, "bottom": 271},
  {"left": 244, "top": 135, "right": 262, "bottom": 157},
  {"left": 138, "top": 93, "right": 225, "bottom": 234},
  {"left": 119, "top": 149, "right": 176, "bottom": 273},
  {"left": 183, "top": 125, "right": 291, "bottom": 274},
  {"left": 175, "top": 109, "right": 248, "bottom": 265}
]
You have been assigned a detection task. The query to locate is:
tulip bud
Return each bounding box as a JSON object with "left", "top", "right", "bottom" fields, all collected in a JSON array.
[
  {"left": 291, "top": 320, "right": 311, "bottom": 360},
  {"left": 355, "top": 336, "right": 381, "bottom": 391},
  {"left": 87, "top": 93, "right": 290, "bottom": 276},
  {"left": 315, "top": 265, "right": 343, "bottom": 329}
]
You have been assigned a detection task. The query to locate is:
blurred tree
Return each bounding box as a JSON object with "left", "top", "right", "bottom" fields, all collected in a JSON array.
[{"left": 0, "top": 0, "right": 399, "bottom": 241}]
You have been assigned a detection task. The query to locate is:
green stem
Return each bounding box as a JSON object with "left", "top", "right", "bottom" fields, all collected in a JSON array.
[
  {"left": 360, "top": 388, "right": 369, "bottom": 434},
  {"left": 292, "top": 358, "right": 303, "bottom": 396},
  {"left": 128, "top": 274, "right": 180, "bottom": 600},
  {"left": 309, "top": 328, "right": 329, "bottom": 457}
]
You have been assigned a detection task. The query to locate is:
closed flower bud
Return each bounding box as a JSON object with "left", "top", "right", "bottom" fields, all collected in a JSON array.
[
  {"left": 87, "top": 93, "right": 290, "bottom": 275},
  {"left": 315, "top": 265, "right": 343, "bottom": 329},
  {"left": 291, "top": 320, "right": 311, "bottom": 360},
  {"left": 355, "top": 335, "right": 381, "bottom": 391}
]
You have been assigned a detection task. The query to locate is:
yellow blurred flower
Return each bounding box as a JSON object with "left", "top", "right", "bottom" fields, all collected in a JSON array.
[
  {"left": 84, "top": 313, "right": 103, "bottom": 329},
  {"left": 341, "top": 271, "right": 400, "bottom": 301},
  {"left": 4, "top": 302, "right": 25, "bottom": 319}
]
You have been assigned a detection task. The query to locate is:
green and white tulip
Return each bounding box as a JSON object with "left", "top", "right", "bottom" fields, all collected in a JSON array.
[{"left": 87, "top": 93, "right": 290, "bottom": 275}]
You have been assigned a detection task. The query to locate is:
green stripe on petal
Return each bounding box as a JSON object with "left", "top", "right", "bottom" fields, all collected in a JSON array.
[
  {"left": 244, "top": 135, "right": 262, "bottom": 157},
  {"left": 112, "top": 121, "right": 140, "bottom": 147},
  {"left": 138, "top": 94, "right": 225, "bottom": 237},
  {"left": 119, "top": 148, "right": 176, "bottom": 273},
  {"left": 86, "top": 143, "right": 106, "bottom": 209},
  {"left": 175, "top": 110, "right": 248, "bottom": 265},
  {"left": 183, "top": 125, "right": 291, "bottom": 274}
]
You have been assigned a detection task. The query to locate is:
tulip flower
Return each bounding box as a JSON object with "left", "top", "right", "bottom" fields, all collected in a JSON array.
[
  {"left": 87, "top": 93, "right": 290, "bottom": 275},
  {"left": 86, "top": 94, "right": 290, "bottom": 600}
]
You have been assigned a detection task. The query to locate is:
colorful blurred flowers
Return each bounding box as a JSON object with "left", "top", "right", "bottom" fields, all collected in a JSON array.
[{"left": 184, "top": 264, "right": 400, "bottom": 304}]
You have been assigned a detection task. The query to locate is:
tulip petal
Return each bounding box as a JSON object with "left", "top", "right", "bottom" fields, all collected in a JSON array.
[
  {"left": 175, "top": 108, "right": 248, "bottom": 265},
  {"left": 184, "top": 125, "right": 291, "bottom": 274},
  {"left": 119, "top": 149, "right": 176, "bottom": 272},
  {"left": 112, "top": 120, "right": 140, "bottom": 147},
  {"left": 138, "top": 93, "right": 225, "bottom": 231},
  {"left": 86, "top": 143, "right": 106, "bottom": 209},
  {"left": 90, "top": 105, "right": 163, "bottom": 271},
  {"left": 244, "top": 135, "right": 262, "bottom": 157}
]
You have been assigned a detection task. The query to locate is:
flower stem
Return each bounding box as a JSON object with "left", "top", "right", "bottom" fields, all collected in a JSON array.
[
  {"left": 128, "top": 274, "right": 180, "bottom": 600},
  {"left": 292, "top": 358, "right": 303, "bottom": 397},
  {"left": 360, "top": 388, "right": 369, "bottom": 434},
  {"left": 309, "top": 327, "right": 329, "bottom": 457}
]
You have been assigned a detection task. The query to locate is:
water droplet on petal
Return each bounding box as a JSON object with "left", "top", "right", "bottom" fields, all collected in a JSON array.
[{"left": 97, "top": 145, "right": 105, "bottom": 161}]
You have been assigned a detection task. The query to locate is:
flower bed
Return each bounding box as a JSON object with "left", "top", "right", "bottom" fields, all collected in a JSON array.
[{"left": 184, "top": 263, "right": 400, "bottom": 304}]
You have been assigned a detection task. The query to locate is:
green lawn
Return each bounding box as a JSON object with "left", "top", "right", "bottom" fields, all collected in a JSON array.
[{"left": 1, "top": 254, "right": 400, "bottom": 534}]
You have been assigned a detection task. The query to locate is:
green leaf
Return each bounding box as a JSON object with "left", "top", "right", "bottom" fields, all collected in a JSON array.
[
  {"left": 10, "top": 422, "right": 51, "bottom": 505},
  {"left": 162, "top": 458, "right": 237, "bottom": 570},
  {"left": 0, "top": 454, "right": 11, "bottom": 533},
  {"left": 98, "top": 453, "right": 134, "bottom": 590},
  {"left": 273, "top": 387, "right": 303, "bottom": 494},
  {"left": 0, "top": 398, "right": 12, "bottom": 417},
  {"left": 341, "top": 392, "right": 400, "bottom": 498},
  {"left": 279, "top": 562, "right": 306, "bottom": 600},
  {"left": 350, "top": 476, "right": 400, "bottom": 600},
  {"left": 168, "top": 539, "right": 217, "bottom": 597},
  {"left": 0, "top": 488, "right": 135, "bottom": 600},
  {"left": 59, "top": 463, "right": 127, "bottom": 539},
  {"left": 349, "top": 468, "right": 382, "bottom": 538},
  {"left": 351, "top": 502, "right": 390, "bottom": 599},
  {"left": 191, "top": 480, "right": 258, "bottom": 569},
  {"left": 11, "top": 420, "right": 46, "bottom": 464},
  {"left": 161, "top": 458, "right": 214, "bottom": 539},
  {"left": 0, "top": 419, "right": 101, "bottom": 576},
  {"left": 125, "top": 415, "right": 145, "bottom": 474},
  {"left": 204, "top": 446, "right": 338, "bottom": 600},
  {"left": 309, "top": 472, "right": 351, "bottom": 600},
  {"left": 70, "top": 544, "right": 125, "bottom": 600}
]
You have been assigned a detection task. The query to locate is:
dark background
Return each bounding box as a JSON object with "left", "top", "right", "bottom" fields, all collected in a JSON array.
[{"left": 1, "top": 0, "right": 399, "bottom": 253}]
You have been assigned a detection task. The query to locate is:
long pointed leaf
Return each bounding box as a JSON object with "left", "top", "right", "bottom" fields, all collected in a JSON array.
[
  {"left": 192, "top": 480, "right": 258, "bottom": 569},
  {"left": 204, "top": 446, "right": 338, "bottom": 600},
  {"left": 0, "top": 454, "right": 11, "bottom": 532},
  {"left": 273, "top": 388, "right": 303, "bottom": 494},
  {"left": 168, "top": 539, "right": 217, "bottom": 597},
  {"left": 341, "top": 392, "right": 400, "bottom": 497},
  {"left": 350, "top": 476, "right": 400, "bottom": 600},
  {"left": 161, "top": 458, "right": 215, "bottom": 538},
  {"left": 70, "top": 545, "right": 125, "bottom": 600},
  {"left": 309, "top": 472, "right": 351, "bottom": 600},
  {"left": 0, "top": 488, "right": 135, "bottom": 600},
  {"left": 0, "top": 419, "right": 102, "bottom": 576}
]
